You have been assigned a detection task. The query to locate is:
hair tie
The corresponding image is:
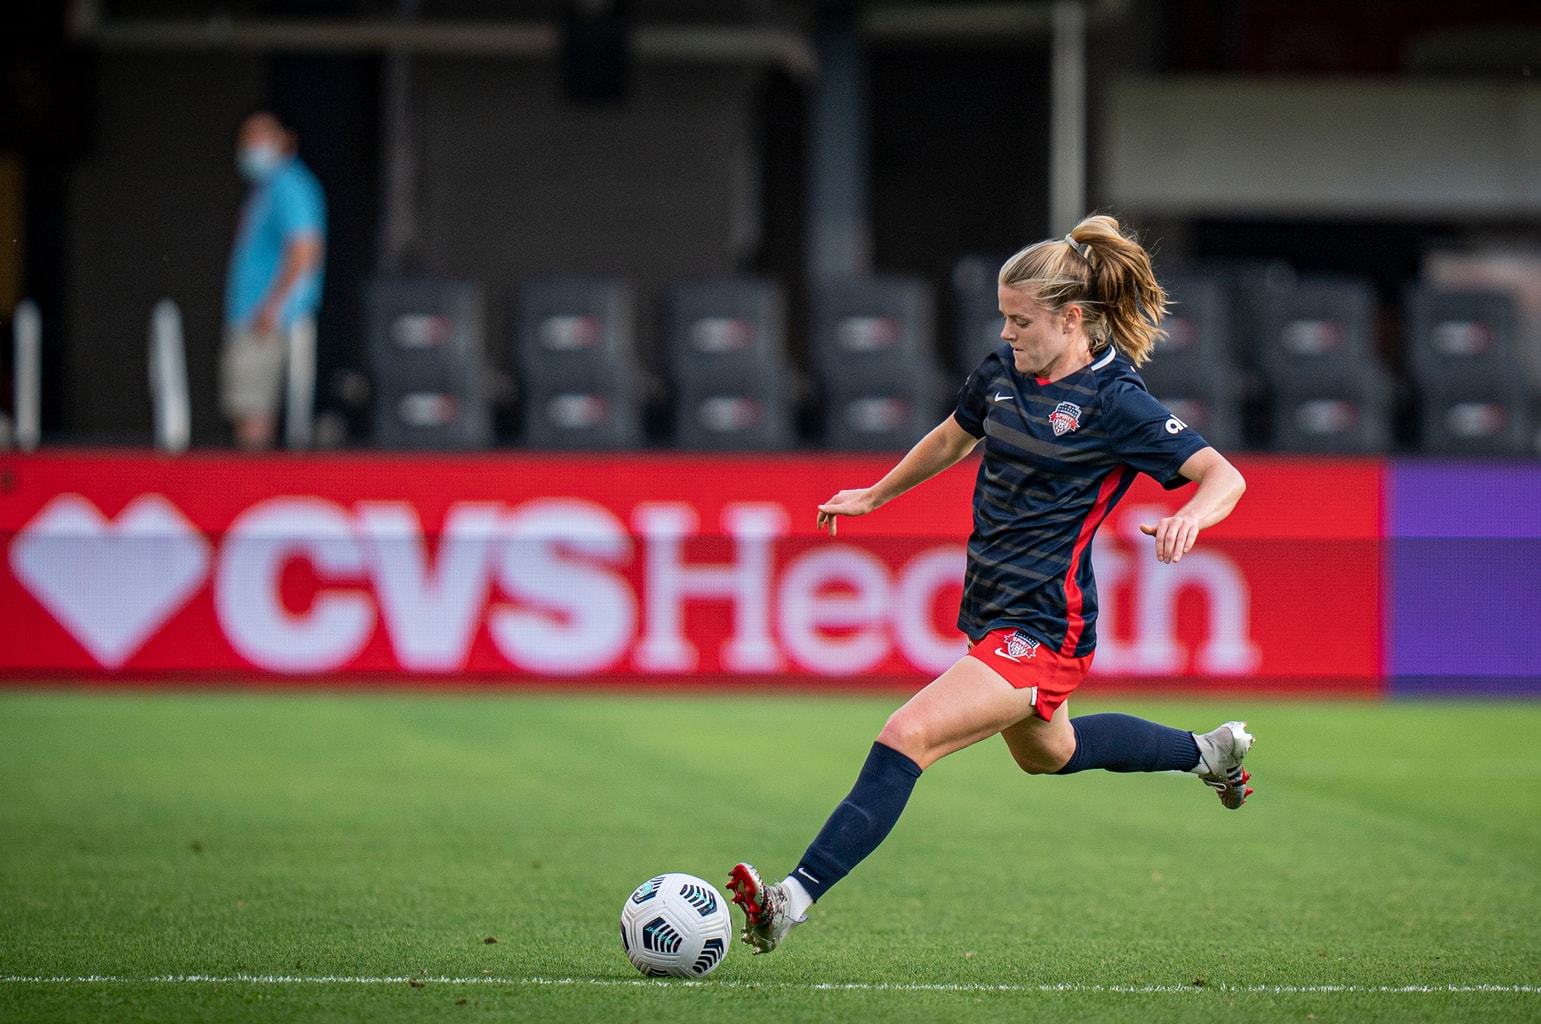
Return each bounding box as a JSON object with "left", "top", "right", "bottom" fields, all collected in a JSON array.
[{"left": 1064, "top": 233, "right": 1092, "bottom": 263}]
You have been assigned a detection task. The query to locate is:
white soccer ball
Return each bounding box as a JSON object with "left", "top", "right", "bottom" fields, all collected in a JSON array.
[{"left": 619, "top": 873, "right": 732, "bottom": 978}]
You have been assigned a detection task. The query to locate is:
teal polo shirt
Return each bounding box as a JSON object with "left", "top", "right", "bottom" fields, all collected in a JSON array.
[{"left": 224, "top": 156, "right": 326, "bottom": 330}]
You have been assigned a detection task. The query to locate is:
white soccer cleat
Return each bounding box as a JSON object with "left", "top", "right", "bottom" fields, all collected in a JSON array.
[
  {"left": 1194, "top": 720, "right": 1254, "bottom": 809},
  {"left": 727, "top": 862, "right": 804, "bottom": 955}
]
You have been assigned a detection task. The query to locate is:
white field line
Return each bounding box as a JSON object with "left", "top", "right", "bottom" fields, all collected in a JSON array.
[{"left": 0, "top": 975, "right": 1537, "bottom": 994}]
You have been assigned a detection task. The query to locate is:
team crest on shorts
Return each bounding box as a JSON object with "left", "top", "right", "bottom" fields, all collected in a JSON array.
[
  {"left": 1049, "top": 401, "right": 1082, "bottom": 436},
  {"left": 995, "top": 630, "right": 1041, "bottom": 663}
]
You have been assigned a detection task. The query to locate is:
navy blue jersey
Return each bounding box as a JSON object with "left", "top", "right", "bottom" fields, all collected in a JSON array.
[{"left": 952, "top": 343, "right": 1209, "bottom": 656}]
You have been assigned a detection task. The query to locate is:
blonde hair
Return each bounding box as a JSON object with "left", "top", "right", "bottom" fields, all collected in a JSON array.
[{"left": 998, "top": 214, "right": 1169, "bottom": 367}]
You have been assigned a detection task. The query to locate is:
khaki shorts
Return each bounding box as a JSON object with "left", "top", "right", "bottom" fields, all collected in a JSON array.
[{"left": 220, "top": 325, "right": 286, "bottom": 419}]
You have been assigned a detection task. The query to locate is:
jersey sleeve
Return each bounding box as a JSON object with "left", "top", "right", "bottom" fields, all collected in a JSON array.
[
  {"left": 951, "top": 354, "right": 997, "bottom": 438},
  {"left": 1099, "top": 381, "right": 1210, "bottom": 489}
]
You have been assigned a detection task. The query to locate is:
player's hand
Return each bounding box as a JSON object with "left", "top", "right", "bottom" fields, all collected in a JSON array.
[
  {"left": 1139, "top": 516, "right": 1200, "bottom": 564},
  {"left": 252, "top": 303, "right": 279, "bottom": 335},
  {"left": 816, "top": 488, "right": 879, "bottom": 536}
]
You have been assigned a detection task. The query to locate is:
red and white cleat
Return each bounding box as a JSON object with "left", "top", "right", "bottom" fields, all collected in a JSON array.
[{"left": 727, "top": 862, "right": 804, "bottom": 955}]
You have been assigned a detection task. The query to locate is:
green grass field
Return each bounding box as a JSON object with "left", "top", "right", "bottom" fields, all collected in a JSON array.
[{"left": 2, "top": 690, "right": 1539, "bottom": 1023}]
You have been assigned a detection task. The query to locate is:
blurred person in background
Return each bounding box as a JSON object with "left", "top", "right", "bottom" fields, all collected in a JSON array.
[{"left": 221, "top": 106, "right": 326, "bottom": 450}]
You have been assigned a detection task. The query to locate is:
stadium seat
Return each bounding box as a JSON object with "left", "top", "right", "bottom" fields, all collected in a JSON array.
[
  {"left": 1407, "top": 286, "right": 1532, "bottom": 453},
  {"left": 1416, "top": 382, "right": 1533, "bottom": 454},
  {"left": 1269, "top": 373, "right": 1395, "bottom": 453},
  {"left": 661, "top": 277, "right": 797, "bottom": 450},
  {"left": 1259, "top": 275, "right": 1381, "bottom": 375},
  {"left": 513, "top": 276, "right": 647, "bottom": 449},
  {"left": 365, "top": 276, "right": 492, "bottom": 449},
  {"left": 951, "top": 253, "right": 1010, "bottom": 373},
  {"left": 1140, "top": 272, "right": 1245, "bottom": 449},
  {"left": 812, "top": 276, "right": 949, "bottom": 450},
  {"left": 1256, "top": 275, "right": 1395, "bottom": 452},
  {"left": 1198, "top": 258, "right": 1298, "bottom": 373},
  {"left": 1154, "top": 272, "right": 1235, "bottom": 366}
]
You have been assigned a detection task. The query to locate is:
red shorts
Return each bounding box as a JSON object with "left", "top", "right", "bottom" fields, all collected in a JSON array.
[{"left": 966, "top": 628, "right": 1094, "bottom": 722}]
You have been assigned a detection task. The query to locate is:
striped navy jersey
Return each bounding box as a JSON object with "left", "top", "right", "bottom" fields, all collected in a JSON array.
[{"left": 952, "top": 343, "right": 1210, "bottom": 656}]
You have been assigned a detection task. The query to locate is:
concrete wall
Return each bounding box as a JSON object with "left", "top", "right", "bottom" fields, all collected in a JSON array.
[
  {"left": 408, "top": 58, "right": 763, "bottom": 366},
  {"left": 1102, "top": 77, "right": 1541, "bottom": 217}
]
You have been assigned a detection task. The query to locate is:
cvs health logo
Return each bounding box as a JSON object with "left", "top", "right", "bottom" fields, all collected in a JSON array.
[{"left": 7, "top": 492, "right": 968, "bottom": 678}]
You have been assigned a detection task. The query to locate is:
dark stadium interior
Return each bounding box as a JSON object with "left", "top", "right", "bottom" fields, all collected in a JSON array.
[{"left": 4, "top": 0, "right": 1541, "bottom": 453}]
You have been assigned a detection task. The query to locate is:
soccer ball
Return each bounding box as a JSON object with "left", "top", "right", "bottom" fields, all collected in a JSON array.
[{"left": 619, "top": 873, "right": 732, "bottom": 978}]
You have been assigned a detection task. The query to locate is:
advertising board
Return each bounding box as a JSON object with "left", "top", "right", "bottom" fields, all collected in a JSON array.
[{"left": 1, "top": 451, "right": 1382, "bottom": 691}]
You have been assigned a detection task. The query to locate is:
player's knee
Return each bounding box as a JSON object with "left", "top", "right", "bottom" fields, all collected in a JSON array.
[
  {"left": 1008, "top": 736, "right": 1075, "bottom": 775},
  {"left": 875, "top": 711, "right": 929, "bottom": 765}
]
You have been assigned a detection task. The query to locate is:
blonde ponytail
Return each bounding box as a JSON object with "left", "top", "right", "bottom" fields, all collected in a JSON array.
[{"left": 999, "top": 214, "right": 1169, "bottom": 367}]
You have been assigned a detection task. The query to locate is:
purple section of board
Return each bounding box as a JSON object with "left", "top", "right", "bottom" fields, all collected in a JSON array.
[{"left": 1388, "top": 462, "right": 1541, "bottom": 692}]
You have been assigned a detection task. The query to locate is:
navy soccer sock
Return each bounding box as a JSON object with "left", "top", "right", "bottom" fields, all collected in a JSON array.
[
  {"left": 1053, "top": 713, "right": 1201, "bottom": 774},
  {"left": 791, "top": 741, "right": 923, "bottom": 902}
]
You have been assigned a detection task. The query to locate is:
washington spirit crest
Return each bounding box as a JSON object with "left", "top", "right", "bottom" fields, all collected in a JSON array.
[
  {"left": 1049, "top": 401, "right": 1082, "bottom": 436},
  {"left": 995, "top": 630, "right": 1041, "bottom": 663}
]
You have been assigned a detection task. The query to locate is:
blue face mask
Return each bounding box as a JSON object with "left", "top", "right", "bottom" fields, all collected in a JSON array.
[{"left": 237, "top": 143, "right": 283, "bottom": 183}]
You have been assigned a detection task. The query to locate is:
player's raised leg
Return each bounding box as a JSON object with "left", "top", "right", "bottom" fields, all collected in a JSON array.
[{"left": 1003, "top": 709, "right": 1255, "bottom": 808}]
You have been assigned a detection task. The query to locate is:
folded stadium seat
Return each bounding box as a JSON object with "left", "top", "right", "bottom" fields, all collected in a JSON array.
[
  {"left": 1407, "top": 286, "right": 1533, "bottom": 454},
  {"left": 950, "top": 253, "right": 1012, "bottom": 373},
  {"left": 1258, "top": 275, "right": 1395, "bottom": 453},
  {"left": 514, "top": 276, "right": 647, "bottom": 449},
  {"left": 813, "top": 276, "right": 949, "bottom": 451},
  {"left": 1139, "top": 271, "right": 1246, "bottom": 450},
  {"left": 1199, "top": 259, "right": 1298, "bottom": 374},
  {"left": 365, "top": 276, "right": 493, "bottom": 449},
  {"left": 661, "top": 277, "right": 797, "bottom": 450},
  {"left": 1269, "top": 371, "right": 1395, "bottom": 453}
]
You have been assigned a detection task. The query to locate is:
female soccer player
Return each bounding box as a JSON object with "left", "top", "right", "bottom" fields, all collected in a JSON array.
[{"left": 729, "top": 214, "right": 1253, "bottom": 955}]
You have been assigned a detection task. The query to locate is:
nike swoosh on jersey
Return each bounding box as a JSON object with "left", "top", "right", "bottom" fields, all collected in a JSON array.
[{"left": 992, "top": 392, "right": 1013, "bottom": 402}]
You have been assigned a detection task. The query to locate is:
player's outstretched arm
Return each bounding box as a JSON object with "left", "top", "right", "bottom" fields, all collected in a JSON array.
[
  {"left": 1138, "top": 446, "right": 1246, "bottom": 563},
  {"left": 817, "top": 415, "right": 980, "bottom": 536}
]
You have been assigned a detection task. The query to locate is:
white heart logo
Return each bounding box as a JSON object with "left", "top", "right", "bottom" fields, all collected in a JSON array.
[{"left": 9, "top": 494, "right": 212, "bottom": 668}]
